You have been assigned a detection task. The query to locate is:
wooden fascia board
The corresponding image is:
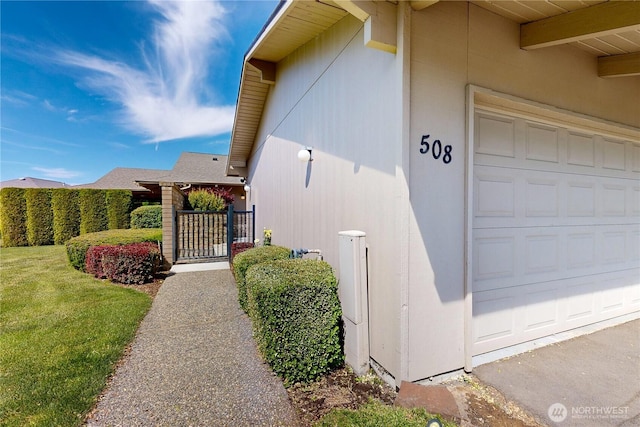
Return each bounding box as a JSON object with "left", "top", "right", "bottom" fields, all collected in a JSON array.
[
  {"left": 598, "top": 52, "right": 640, "bottom": 78},
  {"left": 521, "top": 2, "right": 640, "bottom": 50}
]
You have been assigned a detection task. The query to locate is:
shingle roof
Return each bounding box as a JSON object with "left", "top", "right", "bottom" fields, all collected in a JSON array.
[
  {"left": 74, "top": 168, "right": 169, "bottom": 191},
  {"left": 0, "top": 177, "right": 69, "bottom": 189},
  {"left": 166, "top": 153, "right": 243, "bottom": 185}
]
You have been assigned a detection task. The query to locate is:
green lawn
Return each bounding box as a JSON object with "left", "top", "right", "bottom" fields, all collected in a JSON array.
[
  {"left": 0, "top": 245, "right": 152, "bottom": 427},
  {"left": 317, "top": 401, "right": 457, "bottom": 427}
]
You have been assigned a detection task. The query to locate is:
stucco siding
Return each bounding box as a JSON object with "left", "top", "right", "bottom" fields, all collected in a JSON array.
[
  {"left": 246, "top": 15, "right": 405, "bottom": 379},
  {"left": 408, "top": 1, "right": 640, "bottom": 381}
]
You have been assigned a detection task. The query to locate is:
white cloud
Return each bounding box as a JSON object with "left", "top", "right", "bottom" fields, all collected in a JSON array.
[
  {"left": 55, "top": 0, "right": 234, "bottom": 143},
  {"left": 32, "top": 167, "right": 82, "bottom": 179}
]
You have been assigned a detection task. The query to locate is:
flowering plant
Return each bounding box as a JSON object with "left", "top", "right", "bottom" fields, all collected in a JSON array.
[{"left": 263, "top": 228, "right": 272, "bottom": 246}]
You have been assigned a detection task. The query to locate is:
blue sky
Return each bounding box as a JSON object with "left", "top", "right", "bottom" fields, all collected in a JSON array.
[{"left": 1, "top": 0, "right": 278, "bottom": 184}]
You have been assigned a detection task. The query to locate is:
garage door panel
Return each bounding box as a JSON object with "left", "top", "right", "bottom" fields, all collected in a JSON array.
[
  {"left": 602, "top": 184, "right": 626, "bottom": 216},
  {"left": 526, "top": 123, "right": 559, "bottom": 163},
  {"left": 523, "top": 283, "right": 559, "bottom": 331},
  {"left": 474, "top": 226, "right": 639, "bottom": 293},
  {"left": 602, "top": 139, "right": 626, "bottom": 171},
  {"left": 476, "top": 113, "right": 516, "bottom": 158},
  {"left": 472, "top": 109, "right": 639, "bottom": 357},
  {"left": 632, "top": 144, "right": 640, "bottom": 172},
  {"left": 474, "top": 166, "right": 638, "bottom": 228},
  {"left": 473, "top": 290, "right": 517, "bottom": 346},
  {"left": 567, "top": 181, "right": 596, "bottom": 217},
  {"left": 631, "top": 187, "right": 640, "bottom": 216},
  {"left": 525, "top": 178, "right": 558, "bottom": 217},
  {"left": 473, "top": 270, "right": 640, "bottom": 354},
  {"left": 567, "top": 132, "right": 595, "bottom": 167},
  {"left": 474, "top": 173, "right": 515, "bottom": 217},
  {"left": 600, "top": 275, "right": 626, "bottom": 313},
  {"left": 565, "top": 280, "right": 597, "bottom": 321}
]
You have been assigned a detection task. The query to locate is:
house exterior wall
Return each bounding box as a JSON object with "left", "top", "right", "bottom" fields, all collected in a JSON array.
[
  {"left": 407, "top": 1, "right": 640, "bottom": 381},
  {"left": 246, "top": 14, "right": 407, "bottom": 379},
  {"left": 242, "top": 0, "right": 639, "bottom": 385}
]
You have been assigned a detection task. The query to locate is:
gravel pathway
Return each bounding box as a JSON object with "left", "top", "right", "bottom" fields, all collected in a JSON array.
[{"left": 86, "top": 269, "right": 299, "bottom": 427}]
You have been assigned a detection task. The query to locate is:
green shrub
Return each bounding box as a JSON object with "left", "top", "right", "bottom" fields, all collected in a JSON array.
[
  {"left": 245, "top": 259, "right": 343, "bottom": 386},
  {"left": 0, "top": 188, "right": 28, "bottom": 247},
  {"left": 232, "top": 245, "right": 290, "bottom": 312},
  {"left": 130, "top": 205, "right": 162, "bottom": 229},
  {"left": 106, "top": 190, "right": 132, "bottom": 230},
  {"left": 66, "top": 228, "right": 162, "bottom": 271},
  {"left": 51, "top": 188, "right": 81, "bottom": 244},
  {"left": 25, "top": 189, "right": 53, "bottom": 246},
  {"left": 187, "top": 189, "right": 225, "bottom": 211},
  {"left": 79, "top": 189, "right": 108, "bottom": 234}
]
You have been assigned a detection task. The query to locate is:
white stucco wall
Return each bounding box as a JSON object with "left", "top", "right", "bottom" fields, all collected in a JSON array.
[
  {"left": 246, "top": 14, "right": 407, "bottom": 379},
  {"left": 408, "top": 1, "right": 640, "bottom": 381}
]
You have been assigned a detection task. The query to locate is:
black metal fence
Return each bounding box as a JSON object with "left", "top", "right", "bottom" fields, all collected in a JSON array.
[{"left": 174, "top": 205, "right": 255, "bottom": 263}]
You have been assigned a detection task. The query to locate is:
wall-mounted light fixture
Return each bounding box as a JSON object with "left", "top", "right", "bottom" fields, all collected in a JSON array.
[
  {"left": 243, "top": 184, "right": 251, "bottom": 192},
  {"left": 297, "top": 147, "right": 313, "bottom": 162}
]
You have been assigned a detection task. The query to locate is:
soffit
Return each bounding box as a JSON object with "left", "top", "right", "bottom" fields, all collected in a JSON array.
[
  {"left": 227, "top": 0, "right": 348, "bottom": 174},
  {"left": 471, "top": 0, "right": 640, "bottom": 56}
]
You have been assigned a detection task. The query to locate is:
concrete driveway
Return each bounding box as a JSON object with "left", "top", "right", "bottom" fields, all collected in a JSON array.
[{"left": 474, "top": 319, "right": 640, "bottom": 427}]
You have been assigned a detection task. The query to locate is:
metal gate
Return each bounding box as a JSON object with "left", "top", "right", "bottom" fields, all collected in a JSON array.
[{"left": 174, "top": 205, "right": 255, "bottom": 263}]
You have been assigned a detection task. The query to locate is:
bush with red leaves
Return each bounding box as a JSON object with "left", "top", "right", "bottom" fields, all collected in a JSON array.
[
  {"left": 86, "top": 242, "right": 161, "bottom": 285},
  {"left": 85, "top": 245, "right": 112, "bottom": 279}
]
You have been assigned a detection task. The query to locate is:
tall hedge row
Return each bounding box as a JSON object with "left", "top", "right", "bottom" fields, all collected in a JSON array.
[
  {"left": 25, "top": 189, "right": 54, "bottom": 246},
  {"left": 51, "top": 189, "right": 81, "bottom": 245},
  {"left": 106, "top": 190, "right": 132, "bottom": 230},
  {"left": 79, "top": 189, "right": 108, "bottom": 235},
  {"left": 0, "top": 188, "right": 28, "bottom": 247},
  {"left": 0, "top": 188, "right": 134, "bottom": 247}
]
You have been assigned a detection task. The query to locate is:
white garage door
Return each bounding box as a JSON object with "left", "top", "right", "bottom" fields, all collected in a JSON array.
[{"left": 471, "top": 109, "right": 640, "bottom": 356}]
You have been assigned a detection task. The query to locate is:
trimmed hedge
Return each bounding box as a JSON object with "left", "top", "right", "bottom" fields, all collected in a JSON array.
[
  {"left": 87, "top": 242, "right": 161, "bottom": 284},
  {"left": 79, "top": 189, "right": 108, "bottom": 234},
  {"left": 0, "top": 188, "right": 28, "bottom": 247},
  {"left": 130, "top": 205, "right": 162, "bottom": 229},
  {"left": 245, "top": 259, "right": 343, "bottom": 385},
  {"left": 25, "top": 189, "right": 54, "bottom": 246},
  {"left": 51, "top": 188, "right": 81, "bottom": 244},
  {"left": 231, "top": 242, "right": 254, "bottom": 262},
  {"left": 231, "top": 245, "right": 291, "bottom": 312},
  {"left": 66, "top": 228, "right": 162, "bottom": 271},
  {"left": 106, "top": 190, "right": 132, "bottom": 230}
]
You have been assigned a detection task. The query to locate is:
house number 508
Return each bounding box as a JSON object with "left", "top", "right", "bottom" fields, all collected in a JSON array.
[{"left": 420, "top": 135, "right": 452, "bottom": 164}]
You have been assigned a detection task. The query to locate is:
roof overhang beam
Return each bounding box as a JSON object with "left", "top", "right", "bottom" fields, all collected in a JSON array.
[
  {"left": 336, "top": 0, "right": 397, "bottom": 54},
  {"left": 247, "top": 58, "right": 276, "bottom": 84},
  {"left": 521, "top": 1, "right": 640, "bottom": 50},
  {"left": 598, "top": 52, "right": 640, "bottom": 78},
  {"left": 410, "top": 1, "right": 439, "bottom": 11}
]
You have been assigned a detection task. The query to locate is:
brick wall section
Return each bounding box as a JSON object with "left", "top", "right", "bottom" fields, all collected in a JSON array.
[{"left": 160, "top": 182, "right": 184, "bottom": 265}]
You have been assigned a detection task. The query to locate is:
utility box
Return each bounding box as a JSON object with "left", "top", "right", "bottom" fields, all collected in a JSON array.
[{"left": 338, "top": 230, "right": 369, "bottom": 375}]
